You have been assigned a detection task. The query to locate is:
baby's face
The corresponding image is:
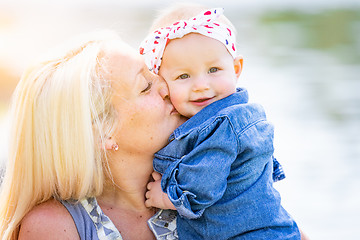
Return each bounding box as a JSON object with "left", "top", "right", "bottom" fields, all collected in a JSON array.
[{"left": 159, "top": 33, "right": 241, "bottom": 118}]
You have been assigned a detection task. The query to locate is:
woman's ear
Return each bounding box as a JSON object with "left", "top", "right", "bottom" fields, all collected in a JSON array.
[
  {"left": 104, "top": 137, "right": 119, "bottom": 151},
  {"left": 233, "top": 56, "right": 243, "bottom": 79}
]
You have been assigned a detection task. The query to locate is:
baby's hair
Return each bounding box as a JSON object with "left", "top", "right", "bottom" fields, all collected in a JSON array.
[{"left": 149, "top": 2, "right": 237, "bottom": 38}]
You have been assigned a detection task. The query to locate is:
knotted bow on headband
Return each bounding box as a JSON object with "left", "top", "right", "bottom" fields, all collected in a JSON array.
[{"left": 139, "top": 8, "right": 237, "bottom": 74}]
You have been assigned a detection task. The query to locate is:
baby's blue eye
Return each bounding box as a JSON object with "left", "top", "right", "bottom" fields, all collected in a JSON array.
[
  {"left": 208, "top": 67, "right": 218, "bottom": 73},
  {"left": 177, "top": 73, "right": 190, "bottom": 80}
]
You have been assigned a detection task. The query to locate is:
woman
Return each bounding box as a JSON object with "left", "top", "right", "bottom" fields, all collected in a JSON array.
[{"left": 0, "top": 30, "right": 184, "bottom": 239}]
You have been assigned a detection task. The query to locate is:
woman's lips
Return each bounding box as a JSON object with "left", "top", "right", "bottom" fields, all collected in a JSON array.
[{"left": 170, "top": 106, "right": 179, "bottom": 115}]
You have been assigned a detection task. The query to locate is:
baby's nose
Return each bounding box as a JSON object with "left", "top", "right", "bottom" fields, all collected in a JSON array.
[{"left": 192, "top": 76, "right": 210, "bottom": 92}]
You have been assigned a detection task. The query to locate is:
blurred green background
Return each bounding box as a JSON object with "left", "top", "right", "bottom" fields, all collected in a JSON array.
[{"left": 0, "top": 0, "right": 359, "bottom": 239}]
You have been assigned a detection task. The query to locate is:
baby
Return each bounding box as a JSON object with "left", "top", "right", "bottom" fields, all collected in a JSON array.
[{"left": 140, "top": 4, "right": 300, "bottom": 240}]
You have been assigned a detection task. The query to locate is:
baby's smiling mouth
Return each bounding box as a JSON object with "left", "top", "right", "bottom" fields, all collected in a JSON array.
[
  {"left": 191, "top": 97, "right": 213, "bottom": 103},
  {"left": 190, "top": 97, "right": 215, "bottom": 106}
]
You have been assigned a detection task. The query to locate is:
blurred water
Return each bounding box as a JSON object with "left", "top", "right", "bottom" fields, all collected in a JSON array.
[
  {"left": 0, "top": 1, "right": 359, "bottom": 239},
  {"left": 236, "top": 8, "right": 360, "bottom": 239}
]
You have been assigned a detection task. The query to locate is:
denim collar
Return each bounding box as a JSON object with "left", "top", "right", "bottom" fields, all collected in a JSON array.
[{"left": 171, "top": 88, "right": 248, "bottom": 140}]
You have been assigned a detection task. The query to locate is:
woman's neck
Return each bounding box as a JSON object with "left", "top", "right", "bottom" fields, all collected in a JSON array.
[
  {"left": 98, "top": 153, "right": 154, "bottom": 212},
  {"left": 95, "top": 151, "right": 158, "bottom": 240},
  {"left": 98, "top": 179, "right": 149, "bottom": 212},
  {"left": 97, "top": 174, "right": 157, "bottom": 240}
]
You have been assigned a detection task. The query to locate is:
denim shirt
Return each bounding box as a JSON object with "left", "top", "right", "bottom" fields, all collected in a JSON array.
[{"left": 153, "top": 88, "right": 300, "bottom": 239}]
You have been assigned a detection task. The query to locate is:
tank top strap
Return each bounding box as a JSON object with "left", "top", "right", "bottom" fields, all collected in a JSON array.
[
  {"left": 79, "top": 197, "right": 123, "bottom": 240},
  {"left": 61, "top": 197, "right": 123, "bottom": 240}
]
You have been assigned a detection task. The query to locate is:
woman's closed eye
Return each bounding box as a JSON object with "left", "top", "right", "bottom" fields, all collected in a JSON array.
[
  {"left": 208, "top": 67, "right": 219, "bottom": 74},
  {"left": 141, "top": 81, "right": 152, "bottom": 93}
]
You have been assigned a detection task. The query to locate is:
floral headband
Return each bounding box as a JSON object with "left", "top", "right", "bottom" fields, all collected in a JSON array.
[{"left": 139, "top": 8, "right": 237, "bottom": 74}]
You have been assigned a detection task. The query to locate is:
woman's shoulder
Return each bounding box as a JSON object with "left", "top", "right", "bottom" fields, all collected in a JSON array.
[{"left": 18, "top": 198, "right": 80, "bottom": 240}]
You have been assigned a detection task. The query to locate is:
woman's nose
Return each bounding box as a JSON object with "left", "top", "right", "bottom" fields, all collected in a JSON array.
[{"left": 154, "top": 74, "right": 169, "bottom": 100}]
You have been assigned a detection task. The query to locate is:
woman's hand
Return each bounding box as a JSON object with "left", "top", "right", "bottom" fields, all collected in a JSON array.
[{"left": 145, "top": 172, "right": 176, "bottom": 210}]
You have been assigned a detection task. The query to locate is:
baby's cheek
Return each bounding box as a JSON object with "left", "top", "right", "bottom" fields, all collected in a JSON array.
[
  {"left": 170, "top": 95, "right": 183, "bottom": 111},
  {"left": 169, "top": 95, "right": 186, "bottom": 115},
  {"left": 168, "top": 88, "right": 181, "bottom": 103}
]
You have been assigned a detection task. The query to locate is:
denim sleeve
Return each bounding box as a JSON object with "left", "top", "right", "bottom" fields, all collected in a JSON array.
[{"left": 161, "top": 118, "right": 238, "bottom": 219}]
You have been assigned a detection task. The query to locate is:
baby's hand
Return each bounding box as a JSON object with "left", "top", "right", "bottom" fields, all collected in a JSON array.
[{"left": 145, "top": 172, "right": 176, "bottom": 210}]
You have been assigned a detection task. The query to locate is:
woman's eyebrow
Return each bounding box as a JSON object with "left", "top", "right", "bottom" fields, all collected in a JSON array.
[
  {"left": 134, "top": 66, "right": 146, "bottom": 87},
  {"left": 136, "top": 65, "right": 146, "bottom": 77}
]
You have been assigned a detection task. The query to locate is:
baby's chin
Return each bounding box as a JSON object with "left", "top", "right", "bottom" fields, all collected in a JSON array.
[
  {"left": 181, "top": 109, "right": 199, "bottom": 119},
  {"left": 175, "top": 103, "right": 207, "bottom": 118}
]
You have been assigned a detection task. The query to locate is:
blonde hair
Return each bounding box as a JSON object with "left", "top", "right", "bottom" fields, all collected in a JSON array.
[
  {"left": 0, "top": 30, "right": 121, "bottom": 239},
  {"left": 149, "top": 2, "right": 237, "bottom": 37}
]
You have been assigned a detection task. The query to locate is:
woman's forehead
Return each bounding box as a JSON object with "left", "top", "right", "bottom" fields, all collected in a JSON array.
[
  {"left": 106, "top": 44, "right": 140, "bottom": 67},
  {"left": 102, "top": 46, "right": 144, "bottom": 95}
]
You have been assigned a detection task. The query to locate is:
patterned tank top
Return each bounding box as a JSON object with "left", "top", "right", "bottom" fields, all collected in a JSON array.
[{"left": 61, "top": 197, "right": 178, "bottom": 240}]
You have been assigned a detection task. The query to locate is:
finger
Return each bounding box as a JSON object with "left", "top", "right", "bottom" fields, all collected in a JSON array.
[
  {"left": 147, "top": 182, "right": 152, "bottom": 190},
  {"left": 152, "top": 171, "right": 162, "bottom": 181},
  {"left": 145, "top": 199, "right": 151, "bottom": 208},
  {"left": 145, "top": 190, "right": 150, "bottom": 199}
]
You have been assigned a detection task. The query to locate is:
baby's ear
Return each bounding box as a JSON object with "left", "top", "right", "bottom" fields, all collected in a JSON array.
[{"left": 233, "top": 56, "right": 243, "bottom": 78}]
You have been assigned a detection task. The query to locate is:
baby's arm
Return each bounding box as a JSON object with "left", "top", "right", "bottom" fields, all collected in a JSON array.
[{"left": 145, "top": 172, "right": 176, "bottom": 210}]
